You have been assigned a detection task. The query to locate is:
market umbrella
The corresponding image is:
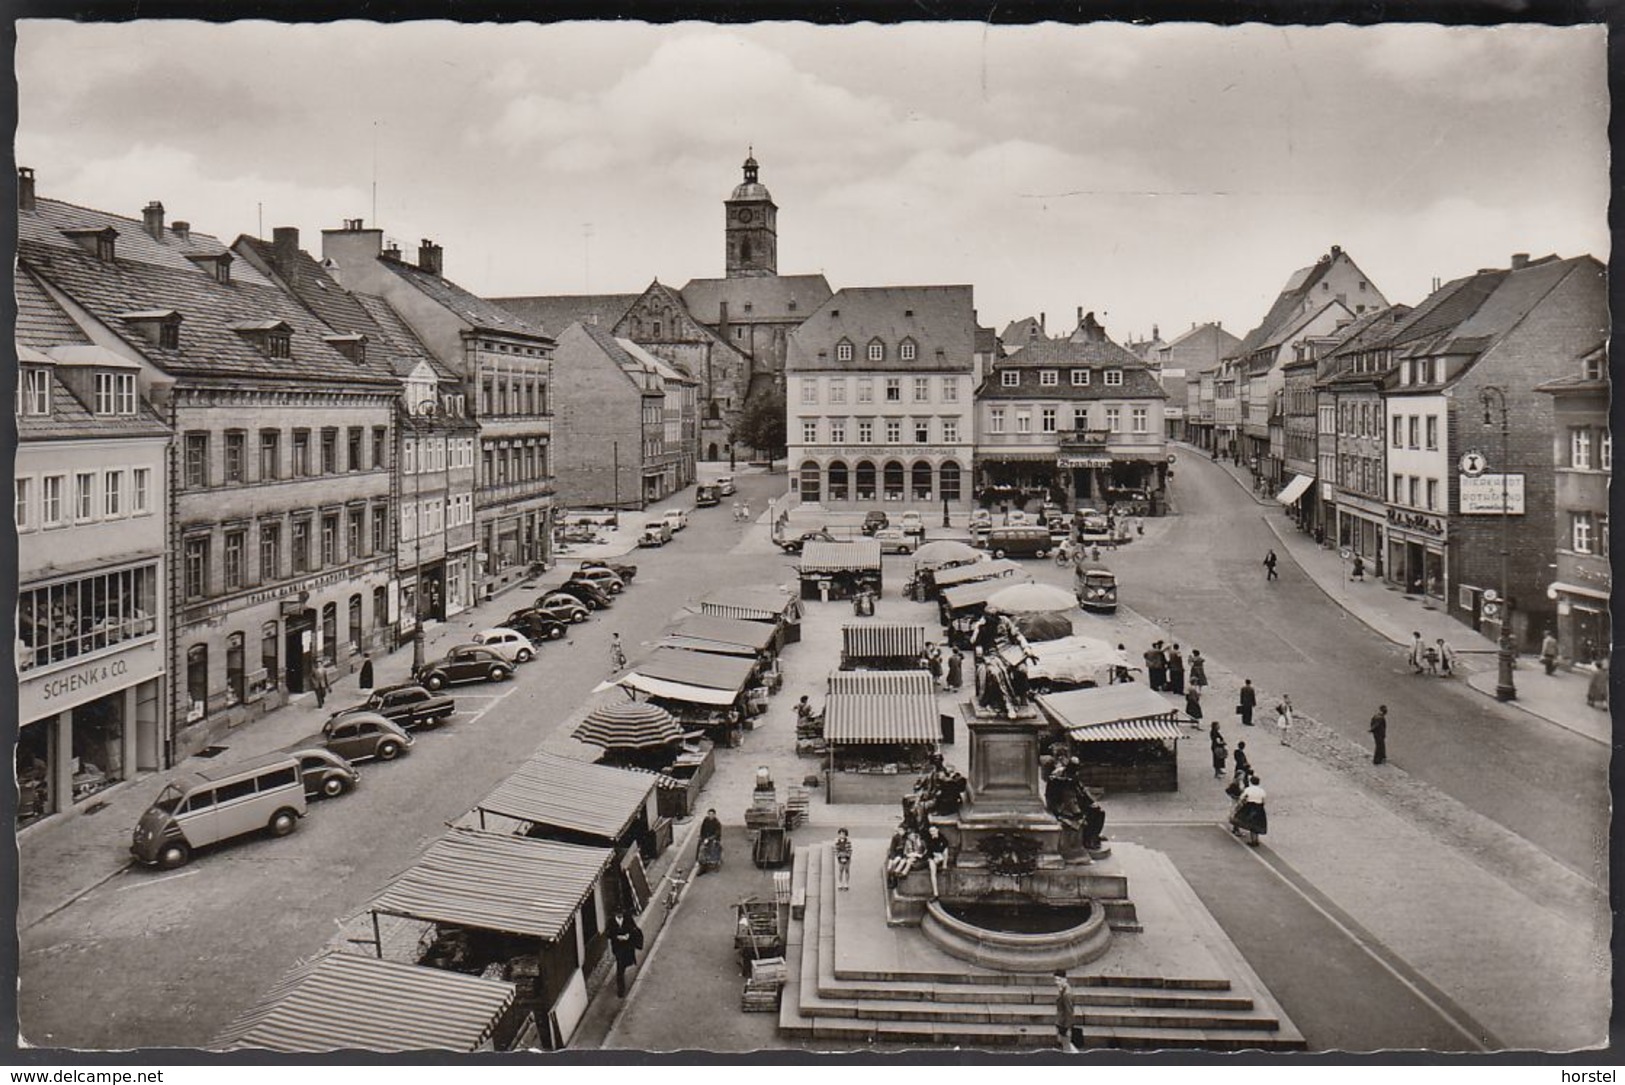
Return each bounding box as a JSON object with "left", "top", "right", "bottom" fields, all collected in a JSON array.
[
  {"left": 913, "top": 540, "right": 982, "bottom": 568},
  {"left": 986, "top": 581, "right": 1077, "bottom": 614},
  {"left": 1014, "top": 610, "right": 1074, "bottom": 642},
  {"left": 572, "top": 700, "right": 683, "bottom": 752}
]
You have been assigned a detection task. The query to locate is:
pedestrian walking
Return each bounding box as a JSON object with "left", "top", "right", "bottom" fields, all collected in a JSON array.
[
  {"left": 926, "top": 643, "right": 944, "bottom": 687},
  {"left": 741, "top": 500, "right": 751, "bottom": 522},
  {"left": 1167, "top": 644, "right": 1185, "bottom": 695},
  {"left": 946, "top": 649, "right": 964, "bottom": 692},
  {"left": 1351, "top": 555, "right": 1366, "bottom": 581},
  {"left": 1054, "top": 972, "right": 1078, "bottom": 1052},
  {"left": 1541, "top": 630, "right": 1560, "bottom": 675},
  {"left": 1145, "top": 642, "right": 1167, "bottom": 691},
  {"left": 310, "top": 664, "right": 329, "bottom": 708},
  {"left": 1237, "top": 679, "right": 1257, "bottom": 726},
  {"left": 1210, "top": 723, "right": 1228, "bottom": 778},
  {"left": 607, "top": 910, "right": 644, "bottom": 997},
  {"left": 357, "top": 652, "right": 375, "bottom": 692},
  {"left": 1185, "top": 687, "right": 1203, "bottom": 727},
  {"left": 1587, "top": 659, "right": 1609, "bottom": 710},
  {"left": 609, "top": 632, "right": 626, "bottom": 674},
  {"left": 1263, "top": 549, "right": 1279, "bottom": 581},
  {"left": 1423, "top": 641, "right": 1440, "bottom": 676},
  {"left": 1229, "top": 774, "right": 1268, "bottom": 846},
  {"left": 834, "top": 828, "right": 853, "bottom": 891},
  {"left": 1188, "top": 649, "right": 1208, "bottom": 691},
  {"left": 1409, "top": 631, "right": 1427, "bottom": 674},
  {"left": 1369, "top": 705, "right": 1388, "bottom": 765},
  {"left": 731, "top": 501, "right": 742, "bottom": 522},
  {"left": 1228, "top": 742, "right": 1251, "bottom": 797},
  {"left": 1274, "top": 703, "right": 1291, "bottom": 746},
  {"left": 1436, "top": 638, "right": 1458, "bottom": 677}
]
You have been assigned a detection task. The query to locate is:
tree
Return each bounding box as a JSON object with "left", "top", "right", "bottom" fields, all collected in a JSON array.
[{"left": 732, "top": 386, "right": 787, "bottom": 464}]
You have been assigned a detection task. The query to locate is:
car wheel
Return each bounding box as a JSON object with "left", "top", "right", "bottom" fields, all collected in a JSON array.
[
  {"left": 321, "top": 775, "right": 348, "bottom": 798},
  {"left": 377, "top": 740, "right": 402, "bottom": 761},
  {"left": 549, "top": 625, "right": 566, "bottom": 640},
  {"left": 516, "top": 648, "right": 534, "bottom": 663},
  {"left": 157, "top": 842, "right": 191, "bottom": 870},
  {"left": 1037, "top": 549, "right": 1049, "bottom": 559},
  {"left": 268, "top": 808, "right": 299, "bottom": 837},
  {"left": 491, "top": 666, "right": 511, "bottom": 682},
  {"left": 609, "top": 583, "right": 624, "bottom": 594},
  {"left": 424, "top": 673, "right": 445, "bottom": 691},
  {"left": 993, "top": 548, "right": 1007, "bottom": 559}
]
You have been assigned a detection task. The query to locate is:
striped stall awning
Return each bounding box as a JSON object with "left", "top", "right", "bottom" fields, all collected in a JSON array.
[
  {"left": 214, "top": 951, "right": 516, "bottom": 1053},
  {"left": 700, "top": 587, "right": 799, "bottom": 622},
  {"left": 1037, "top": 685, "right": 1189, "bottom": 745},
  {"left": 474, "top": 751, "right": 655, "bottom": 840},
  {"left": 824, "top": 690, "right": 940, "bottom": 744},
  {"left": 828, "top": 670, "right": 937, "bottom": 696},
  {"left": 1057, "top": 717, "right": 1188, "bottom": 743},
  {"left": 842, "top": 623, "right": 927, "bottom": 661},
  {"left": 799, "top": 539, "right": 883, "bottom": 574},
  {"left": 932, "top": 559, "right": 1022, "bottom": 588},
  {"left": 371, "top": 828, "right": 612, "bottom": 942}
]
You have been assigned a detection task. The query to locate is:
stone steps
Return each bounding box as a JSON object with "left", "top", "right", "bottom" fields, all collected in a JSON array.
[{"left": 780, "top": 844, "right": 1306, "bottom": 1051}]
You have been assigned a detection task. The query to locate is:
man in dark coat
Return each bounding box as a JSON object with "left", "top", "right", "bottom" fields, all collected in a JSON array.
[
  {"left": 358, "top": 652, "right": 375, "bottom": 691},
  {"left": 1370, "top": 705, "right": 1388, "bottom": 765},
  {"left": 1166, "top": 644, "right": 1185, "bottom": 695},
  {"left": 1263, "top": 549, "right": 1279, "bottom": 581},
  {"left": 1238, "top": 679, "right": 1257, "bottom": 726},
  {"left": 1145, "top": 642, "right": 1167, "bottom": 691},
  {"left": 608, "top": 910, "right": 644, "bottom": 997},
  {"left": 946, "top": 649, "right": 964, "bottom": 692}
]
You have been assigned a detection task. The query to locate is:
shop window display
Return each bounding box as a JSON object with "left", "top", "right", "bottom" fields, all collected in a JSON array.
[
  {"left": 16, "top": 723, "right": 52, "bottom": 827},
  {"left": 17, "top": 564, "right": 159, "bottom": 671},
  {"left": 70, "top": 696, "right": 124, "bottom": 802}
]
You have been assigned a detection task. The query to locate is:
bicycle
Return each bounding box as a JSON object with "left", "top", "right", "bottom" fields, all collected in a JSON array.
[{"left": 664, "top": 867, "right": 689, "bottom": 911}]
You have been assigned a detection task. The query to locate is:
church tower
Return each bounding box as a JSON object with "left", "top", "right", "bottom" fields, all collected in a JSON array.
[{"left": 724, "top": 150, "right": 778, "bottom": 279}]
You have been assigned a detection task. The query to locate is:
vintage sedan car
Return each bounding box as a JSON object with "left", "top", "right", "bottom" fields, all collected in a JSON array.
[
  {"left": 777, "top": 529, "right": 837, "bottom": 554},
  {"left": 662, "top": 508, "right": 689, "bottom": 532},
  {"left": 717, "top": 475, "right": 737, "bottom": 496},
  {"left": 899, "top": 511, "right": 925, "bottom": 538},
  {"left": 861, "top": 510, "right": 890, "bottom": 536},
  {"left": 288, "top": 747, "right": 360, "bottom": 799},
  {"left": 503, "top": 608, "right": 569, "bottom": 642},
  {"left": 581, "top": 559, "right": 637, "bottom": 583},
  {"left": 321, "top": 713, "right": 413, "bottom": 762},
  {"left": 873, "top": 527, "right": 917, "bottom": 555},
  {"left": 414, "top": 645, "right": 513, "bottom": 690},
  {"left": 534, "top": 594, "right": 590, "bottom": 624},
  {"left": 554, "top": 580, "right": 613, "bottom": 610},
  {"left": 472, "top": 627, "right": 539, "bottom": 664},
  {"left": 569, "top": 567, "right": 626, "bottom": 594},
  {"left": 327, "top": 683, "right": 455, "bottom": 732}
]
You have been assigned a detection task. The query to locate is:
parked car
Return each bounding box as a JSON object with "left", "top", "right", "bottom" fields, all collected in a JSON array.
[
  {"left": 555, "top": 580, "right": 613, "bottom": 610},
  {"left": 415, "top": 644, "right": 513, "bottom": 690},
  {"left": 663, "top": 508, "right": 689, "bottom": 532},
  {"left": 503, "top": 608, "right": 568, "bottom": 642},
  {"left": 641, "top": 521, "right": 672, "bottom": 547},
  {"left": 321, "top": 712, "right": 414, "bottom": 762},
  {"left": 131, "top": 753, "right": 307, "bottom": 870},
  {"left": 1005, "top": 509, "right": 1030, "bottom": 526},
  {"left": 696, "top": 484, "right": 721, "bottom": 507},
  {"left": 861, "top": 510, "right": 890, "bottom": 536},
  {"left": 778, "top": 529, "right": 837, "bottom": 554},
  {"left": 899, "top": 511, "right": 925, "bottom": 538},
  {"left": 534, "top": 594, "right": 590, "bottom": 624},
  {"left": 581, "top": 559, "right": 637, "bottom": 583},
  {"left": 289, "top": 747, "right": 360, "bottom": 799},
  {"left": 717, "top": 475, "right": 737, "bottom": 496},
  {"left": 472, "top": 627, "right": 539, "bottom": 664},
  {"left": 874, "top": 527, "right": 917, "bottom": 555},
  {"left": 329, "top": 683, "right": 456, "bottom": 732},
  {"left": 969, "top": 508, "right": 993, "bottom": 530},
  {"left": 569, "top": 567, "right": 626, "bottom": 594}
]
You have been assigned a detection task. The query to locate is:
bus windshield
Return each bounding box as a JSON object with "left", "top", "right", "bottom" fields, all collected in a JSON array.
[{"left": 149, "top": 783, "right": 188, "bottom": 815}]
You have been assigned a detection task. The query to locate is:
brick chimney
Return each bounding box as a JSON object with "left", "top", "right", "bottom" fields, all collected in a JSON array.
[
  {"left": 719, "top": 300, "right": 730, "bottom": 337},
  {"left": 17, "top": 167, "right": 35, "bottom": 212},
  {"left": 383, "top": 242, "right": 402, "bottom": 261},
  {"left": 1511, "top": 253, "right": 1530, "bottom": 270},
  {"left": 171, "top": 221, "right": 191, "bottom": 242},
  {"left": 418, "top": 239, "right": 443, "bottom": 276},
  {"left": 142, "top": 200, "right": 165, "bottom": 240},
  {"left": 273, "top": 226, "right": 300, "bottom": 276},
  {"left": 1039, "top": 312, "right": 1046, "bottom": 333}
]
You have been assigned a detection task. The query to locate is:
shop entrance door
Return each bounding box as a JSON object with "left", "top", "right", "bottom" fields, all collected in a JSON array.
[{"left": 285, "top": 610, "right": 315, "bottom": 693}]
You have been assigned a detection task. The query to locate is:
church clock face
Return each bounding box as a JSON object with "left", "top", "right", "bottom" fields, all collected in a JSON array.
[{"left": 736, "top": 208, "right": 754, "bottom": 223}]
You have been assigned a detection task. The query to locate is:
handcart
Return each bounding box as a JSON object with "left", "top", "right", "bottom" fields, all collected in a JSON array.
[
  {"left": 697, "top": 834, "right": 723, "bottom": 874},
  {"left": 744, "top": 768, "right": 792, "bottom": 869},
  {"left": 734, "top": 897, "right": 787, "bottom": 976}
]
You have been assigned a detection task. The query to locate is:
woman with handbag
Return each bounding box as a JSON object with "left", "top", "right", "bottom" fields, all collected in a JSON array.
[
  {"left": 1229, "top": 775, "right": 1268, "bottom": 846},
  {"left": 1209, "top": 723, "right": 1227, "bottom": 779}
]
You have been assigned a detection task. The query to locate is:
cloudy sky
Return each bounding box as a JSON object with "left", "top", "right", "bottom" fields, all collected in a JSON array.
[{"left": 16, "top": 21, "right": 1609, "bottom": 343}]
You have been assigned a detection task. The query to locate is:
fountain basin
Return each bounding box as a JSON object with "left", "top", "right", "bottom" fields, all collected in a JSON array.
[{"left": 920, "top": 895, "right": 1113, "bottom": 973}]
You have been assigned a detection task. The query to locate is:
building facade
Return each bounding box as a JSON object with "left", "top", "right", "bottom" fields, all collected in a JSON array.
[
  {"left": 975, "top": 331, "right": 1169, "bottom": 514},
  {"left": 785, "top": 286, "right": 977, "bottom": 511},
  {"left": 1536, "top": 348, "right": 1611, "bottom": 665},
  {"left": 15, "top": 261, "right": 171, "bottom": 826},
  {"left": 1156, "top": 321, "right": 1239, "bottom": 449}
]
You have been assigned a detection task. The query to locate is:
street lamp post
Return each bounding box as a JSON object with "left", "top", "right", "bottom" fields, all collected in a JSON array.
[
  {"left": 409, "top": 399, "right": 438, "bottom": 673},
  {"left": 1480, "top": 386, "right": 1516, "bottom": 702}
]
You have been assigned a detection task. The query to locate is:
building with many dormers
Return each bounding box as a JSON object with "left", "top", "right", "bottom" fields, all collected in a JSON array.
[
  {"left": 975, "top": 314, "right": 1169, "bottom": 514},
  {"left": 18, "top": 172, "right": 402, "bottom": 761},
  {"left": 785, "top": 286, "right": 977, "bottom": 510},
  {"left": 322, "top": 224, "right": 556, "bottom": 600},
  {"left": 15, "top": 260, "right": 172, "bottom": 826}
]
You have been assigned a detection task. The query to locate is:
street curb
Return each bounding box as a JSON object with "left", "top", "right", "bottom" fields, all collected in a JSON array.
[
  {"left": 25, "top": 861, "right": 131, "bottom": 932},
  {"left": 1462, "top": 673, "right": 1611, "bottom": 748}
]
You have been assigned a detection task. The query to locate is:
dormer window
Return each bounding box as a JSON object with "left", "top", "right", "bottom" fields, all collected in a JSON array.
[
  {"left": 94, "top": 371, "right": 137, "bottom": 415},
  {"left": 186, "top": 252, "right": 233, "bottom": 284},
  {"left": 323, "top": 334, "right": 367, "bottom": 365},
  {"left": 18, "top": 367, "right": 50, "bottom": 415},
  {"left": 1040, "top": 369, "right": 1058, "bottom": 386},
  {"left": 1583, "top": 352, "right": 1605, "bottom": 381},
  {"left": 1071, "top": 369, "right": 1090, "bottom": 386},
  {"left": 66, "top": 226, "right": 117, "bottom": 262},
  {"left": 1104, "top": 369, "right": 1124, "bottom": 387},
  {"left": 867, "top": 339, "right": 886, "bottom": 363},
  {"left": 120, "top": 309, "right": 183, "bottom": 350},
  {"left": 1000, "top": 370, "right": 1019, "bottom": 388},
  {"left": 231, "top": 320, "right": 293, "bottom": 359},
  {"left": 836, "top": 339, "right": 854, "bottom": 363},
  {"left": 900, "top": 339, "right": 918, "bottom": 362}
]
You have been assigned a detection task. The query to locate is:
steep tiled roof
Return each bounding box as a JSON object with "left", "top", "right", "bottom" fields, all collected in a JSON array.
[
  {"left": 679, "top": 274, "right": 833, "bottom": 324},
  {"left": 1440, "top": 256, "right": 1593, "bottom": 355},
  {"left": 1260, "top": 299, "right": 1347, "bottom": 353},
  {"left": 17, "top": 371, "right": 170, "bottom": 441},
  {"left": 991, "top": 333, "right": 1143, "bottom": 370},
  {"left": 15, "top": 267, "right": 91, "bottom": 350},
  {"left": 1161, "top": 321, "right": 1237, "bottom": 352},
  {"left": 1387, "top": 271, "right": 1508, "bottom": 356},
  {"left": 999, "top": 316, "right": 1045, "bottom": 347},
  {"left": 350, "top": 292, "right": 458, "bottom": 381},
  {"left": 786, "top": 285, "right": 975, "bottom": 372},
  {"left": 975, "top": 326, "right": 999, "bottom": 356},
  {"left": 381, "top": 257, "right": 550, "bottom": 342},
  {"left": 1232, "top": 256, "right": 1336, "bottom": 358},
  {"left": 978, "top": 364, "right": 1167, "bottom": 402},
  {"left": 489, "top": 294, "right": 639, "bottom": 337},
  {"left": 21, "top": 198, "right": 396, "bottom": 387}
]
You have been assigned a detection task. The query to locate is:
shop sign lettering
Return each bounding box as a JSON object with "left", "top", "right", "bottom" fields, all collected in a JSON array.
[
  {"left": 1058, "top": 456, "right": 1112, "bottom": 468},
  {"left": 40, "top": 658, "right": 128, "bottom": 702},
  {"left": 1458, "top": 474, "right": 1525, "bottom": 515}
]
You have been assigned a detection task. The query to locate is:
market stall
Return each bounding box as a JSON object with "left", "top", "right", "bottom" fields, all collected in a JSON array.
[
  {"left": 823, "top": 670, "right": 941, "bottom": 805},
  {"left": 700, "top": 586, "right": 802, "bottom": 645},
  {"left": 840, "top": 622, "right": 928, "bottom": 671},
  {"left": 661, "top": 614, "right": 778, "bottom": 658},
  {"left": 599, "top": 647, "right": 766, "bottom": 746},
  {"left": 364, "top": 829, "right": 616, "bottom": 1050},
  {"left": 473, "top": 751, "right": 664, "bottom": 861},
  {"left": 927, "top": 557, "right": 1021, "bottom": 595},
  {"left": 1004, "top": 636, "right": 1128, "bottom": 692},
  {"left": 798, "top": 540, "right": 883, "bottom": 602},
  {"left": 1036, "top": 685, "right": 1188, "bottom": 793},
  {"left": 213, "top": 950, "right": 532, "bottom": 1053},
  {"left": 570, "top": 700, "right": 715, "bottom": 818},
  {"left": 939, "top": 579, "right": 1020, "bottom": 646}
]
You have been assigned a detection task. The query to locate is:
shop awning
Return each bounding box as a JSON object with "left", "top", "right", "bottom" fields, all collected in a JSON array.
[
  {"left": 932, "top": 559, "right": 1021, "bottom": 588},
  {"left": 829, "top": 670, "right": 937, "bottom": 696},
  {"left": 1037, "top": 685, "right": 1188, "bottom": 743},
  {"left": 1276, "top": 474, "right": 1314, "bottom": 506},
  {"left": 474, "top": 752, "right": 655, "bottom": 840},
  {"left": 1549, "top": 580, "right": 1611, "bottom": 602},
  {"left": 942, "top": 578, "right": 1017, "bottom": 611},
  {"left": 214, "top": 950, "right": 516, "bottom": 1053},
  {"left": 824, "top": 671, "right": 939, "bottom": 744},
  {"left": 371, "top": 828, "right": 613, "bottom": 942},
  {"left": 799, "top": 539, "right": 883, "bottom": 574},
  {"left": 700, "top": 587, "right": 799, "bottom": 622},
  {"left": 842, "top": 623, "right": 927, "bottom": 661},
  {"left": 664, "top": 615, "right": 777, "bottom": 653}
]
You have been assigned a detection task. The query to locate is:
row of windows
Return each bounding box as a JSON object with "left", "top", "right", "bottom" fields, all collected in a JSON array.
[
  {"left": 478, "top": 373, "right": 548, "bottom": 417},
  {"left": 18, "top": 564, "right": 160, "bottom": 672},
  {"left": 184, "top": 426, "right": 390, "bottom": 489},
  {"left": 1390, "top": 414, "right": 1440, "bottom": 452},
  {"left": 403, "top": 436, "right": 476, "bottom": 475},
  {"left": 188, "top": 592, "right": 390, "bottom": 712},
  {"left": 1390, "top": 473, "right": 1442, "bottom": 512},
  {"left": 798, "top": 417, "right": 962, "bottom": 446},
  {"left": 182, "top": 504, "right": 389, "bottom": 602},
  {"left": 480, "top": 440, "right": 550, "bottom": 487},
  {"left": 1568, "top": 427, "right": 1612, "bottom": 471},
  {"left": 16, "top": 467, "right": 154, "bottom": 531},
  {"left": 1399, "top": 357, "right": 1448, "bottom": 387},
  {"left": 1338, "top": 401, "right": 1384, "bottom": 439},
  {"left": 16, "top": 369, "right": 139, "bottom": 418},
  {"left": 988, "top": 405, "right": 1148, "bottom": 434},
  {"left": 801, "top": 376, "right": 962, "bottom": 405},
  {"left": 399, "top": 494, "right": 475, "bottom": 541},
  {"left": 797, "top": 459, "right": 964, "bottom": 502},
  {"left": 1338, "top": 454, "right": 1384, "bottom": 497},
  {"left": 833, "top": 338, "right": 920, "bottom": 364},
  {"left": 997, "top": 368, "right": 1124, "bottom": 389}
]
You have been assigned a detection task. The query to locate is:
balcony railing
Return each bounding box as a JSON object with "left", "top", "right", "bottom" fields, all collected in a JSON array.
[{"left": 1058, "top": 429, "right": 1112, "bottom": 450}]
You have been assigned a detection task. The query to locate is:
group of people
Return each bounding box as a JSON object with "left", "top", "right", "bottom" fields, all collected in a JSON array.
[
  {"left": 1408, "top": 631, "right": 1459, "bottom": 677},
  {"left": 730, "top": 500, "right": 753, "bottom": 522},
  {"left": 1141, "top": 641, "right": 1206, "bottom": 696},
  {"left": 921, "top": 642, "right": 965, "bottom": 692},
  {"left": 884, "top": 753, "right": 967, "bottom": 895}
]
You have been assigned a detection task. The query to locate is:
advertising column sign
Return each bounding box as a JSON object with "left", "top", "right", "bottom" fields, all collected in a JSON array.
[{"left": 1458, "top": 474, "right": 1525, "bottom": 515}]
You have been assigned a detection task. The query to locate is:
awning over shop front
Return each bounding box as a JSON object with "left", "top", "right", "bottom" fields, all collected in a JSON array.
[
  {"left": 214, "top": 950, "right": 517, "bottom": 1054},
  {"left": 1276, "top": 474, "right": 1314, "bottom": 506},
  {"left": 824, "top": 671, "right": 939, "bottom": 744},
  {"left": 1549, "top": 580, "right": 1611, "bottom": 602},
  {"left": 932, "top": 559, "right": 1021, "bottom": 588},
  {"left": 799, "top": 539, "right": 883, "bottom": 574},
  {"left": 1037, "top": 685, "right": 1188, "bottom": 744},
  {"left": 370, "top": 828, "right": 613, "bottom": 942},
  {"left": 474, "top": 752, "right": 655, "bottom": 840}
]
